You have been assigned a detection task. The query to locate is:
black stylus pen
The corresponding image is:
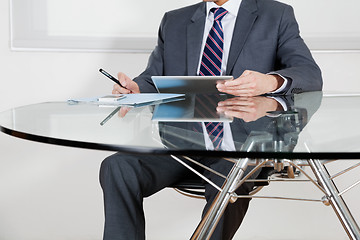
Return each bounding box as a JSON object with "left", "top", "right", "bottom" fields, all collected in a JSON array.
[{"left": 99, "top": 68, "right": 125, "bottom": 88}]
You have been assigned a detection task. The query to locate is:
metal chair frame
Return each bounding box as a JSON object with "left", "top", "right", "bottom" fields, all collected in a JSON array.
[{"left": 169, "top": 132, "right": 360, "bottom": 240}]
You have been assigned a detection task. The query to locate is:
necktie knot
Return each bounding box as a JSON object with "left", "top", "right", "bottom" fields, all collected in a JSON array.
[{"left": 211, "top": 7, "right": 228, "bottom": 22}]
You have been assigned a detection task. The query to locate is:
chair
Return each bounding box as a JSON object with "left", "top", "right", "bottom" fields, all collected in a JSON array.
[{"left": 171, "top": 164, "right": 298, "bottom": 199}]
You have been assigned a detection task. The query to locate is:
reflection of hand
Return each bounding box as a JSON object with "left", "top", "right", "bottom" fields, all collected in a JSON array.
[
  {"left": 100, "top": 106, "right": 132, "bottom": 126},
  {"left": 216, "top": 70, "right": 284, "bottom": 96},
  {"left": 216, "top": 96, "right": 281, "bottom": 122},
  {"left": 112, "top": 72, "right": 140, "bottom": 94},
  {"left": 118, "top": 106, "right": 132, "bottom": 118}
]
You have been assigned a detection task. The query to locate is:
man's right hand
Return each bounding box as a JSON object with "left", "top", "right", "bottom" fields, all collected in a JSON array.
[{"left": 112, "top": 72, "right": 140, "bottom": 94}]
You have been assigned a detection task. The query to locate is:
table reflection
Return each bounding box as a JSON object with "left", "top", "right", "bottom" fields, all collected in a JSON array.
[{"left": 157, "top": 92, "right": 323, "bottom": 154}]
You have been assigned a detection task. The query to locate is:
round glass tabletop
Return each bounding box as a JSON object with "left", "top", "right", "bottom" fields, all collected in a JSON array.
[{"left": 1, "top": 92, "right": 360, "bottom": 159}]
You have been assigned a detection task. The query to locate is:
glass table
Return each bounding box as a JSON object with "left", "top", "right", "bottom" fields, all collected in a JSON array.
[{"left": 1, "top": 91, "right": 360, "bottom": 239}]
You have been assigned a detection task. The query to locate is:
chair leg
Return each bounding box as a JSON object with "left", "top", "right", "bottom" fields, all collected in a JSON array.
[
  {"left": 308, "top": 159, "right": 360, "bottom": 240},
  {"left": 191, "top": 158, "right": 250, "bottom": 240}
]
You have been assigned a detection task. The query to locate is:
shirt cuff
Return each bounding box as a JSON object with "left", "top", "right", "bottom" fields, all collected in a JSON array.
[
  {"left": 267, "top": 73, "right": 288, "bottom": 94},
  {"left": 265, "top": 96, "right": 288, "bottom": 117}
]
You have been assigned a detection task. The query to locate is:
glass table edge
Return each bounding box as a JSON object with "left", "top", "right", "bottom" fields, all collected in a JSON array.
[{"left": 1, "top": 125, "right": 359, "bottom": 160}]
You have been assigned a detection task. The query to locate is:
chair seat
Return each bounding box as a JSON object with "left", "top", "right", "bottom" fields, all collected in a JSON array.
[{"left": 170, "top": 166, "right": 295, "bottom": 198}]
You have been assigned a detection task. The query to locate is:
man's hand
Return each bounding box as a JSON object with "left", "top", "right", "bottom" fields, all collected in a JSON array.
[
  {"left": 112, "top": 72, "right": 140, "bottom": 94},
  {"left": 111, "top": 72, "right": 140, "bottom": 118},
  {"left": 216, "top": 70, "right": 284, "bottom": 96},
  {"left": 216, "top": 96, "right": 281, "bottom": 122}
]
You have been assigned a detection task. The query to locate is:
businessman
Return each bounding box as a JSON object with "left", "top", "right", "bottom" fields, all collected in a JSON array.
[{"left": 100, "top": 0, "right": 323, "bottom": 239}]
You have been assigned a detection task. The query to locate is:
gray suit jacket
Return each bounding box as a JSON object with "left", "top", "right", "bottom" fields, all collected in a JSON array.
[{"left": 134, "top": 0, "right": 323, "bottom": 94}]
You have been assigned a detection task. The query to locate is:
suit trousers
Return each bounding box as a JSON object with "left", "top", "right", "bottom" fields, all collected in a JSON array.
[{"left": 99, "top": 152, "right": 255, "bottom": 240}]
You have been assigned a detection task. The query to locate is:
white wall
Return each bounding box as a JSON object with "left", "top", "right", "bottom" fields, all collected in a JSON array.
[{"left": 1, "top": 0, "right": 360, "bottom": 240}]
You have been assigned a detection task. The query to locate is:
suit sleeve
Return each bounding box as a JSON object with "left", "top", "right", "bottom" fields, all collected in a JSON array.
[
  {"left": 133, "top": 14, "right": 168, "bottom": 93},
  {"left": 273, "top": 5, "right": 323, "bottom": 94}
]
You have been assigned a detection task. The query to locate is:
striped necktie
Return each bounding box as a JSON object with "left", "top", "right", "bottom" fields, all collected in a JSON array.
[
  {"left": 199, "top": 7, "right": 228, "bottom": 150},
  {"left": 199, "top": 7, "right": 228, "bottom": 76}
]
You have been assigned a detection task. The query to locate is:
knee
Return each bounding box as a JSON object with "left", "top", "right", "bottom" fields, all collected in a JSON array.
[
  {"left": 100, "top": 153, "right": 120, "bottom": 176},
  {"left": 100, "top": 153, "right": 137, "bottom": 187},
  {"left": 101, "top": 153, "right": 121, "bottom": 170}
]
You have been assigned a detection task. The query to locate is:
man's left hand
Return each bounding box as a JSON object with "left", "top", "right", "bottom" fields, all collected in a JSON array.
[{"left": 216, "top": 70, "right": 284, "bottom": 96}]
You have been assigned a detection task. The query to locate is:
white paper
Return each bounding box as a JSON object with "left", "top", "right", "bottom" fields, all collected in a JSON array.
[{"left": 68, "top": 93, "right": 185, "bottom": 106}]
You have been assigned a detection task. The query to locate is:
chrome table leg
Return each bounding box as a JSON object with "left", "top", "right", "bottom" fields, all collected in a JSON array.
[
  {"left": 191, "top": 158, "right": 250, "bottom": 240},
  {"left": 308, "top": 159, "right": 360, "bottom": 240}
]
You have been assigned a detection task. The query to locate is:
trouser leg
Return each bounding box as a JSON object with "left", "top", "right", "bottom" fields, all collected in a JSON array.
[{"left": 99, "top": 153, "right": 191, "bottom": 240}]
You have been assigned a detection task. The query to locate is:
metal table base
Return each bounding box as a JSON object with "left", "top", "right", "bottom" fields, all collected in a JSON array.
[
  {"left": 169, "top": 154, "right": 360, "bottom": 240},
  {"left": 185, "top": 158, "right": 360, "bottom": 240}
]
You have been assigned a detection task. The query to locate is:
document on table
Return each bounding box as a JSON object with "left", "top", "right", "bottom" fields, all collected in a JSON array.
[{"left": 68, "top": 93, "right": 185, "bottom": 107}]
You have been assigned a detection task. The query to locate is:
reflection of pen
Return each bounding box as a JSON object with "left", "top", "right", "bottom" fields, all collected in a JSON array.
[
  {"left": 99, "top": 69, "right": 125, "bottom": 88},
  {"left": 100, "top": 106, "right": 121, "bottom": 126}
]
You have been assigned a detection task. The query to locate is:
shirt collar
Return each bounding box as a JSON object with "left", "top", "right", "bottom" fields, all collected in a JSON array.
[{"left": 206, "top": 0, "right": 242, "bottom": 18}]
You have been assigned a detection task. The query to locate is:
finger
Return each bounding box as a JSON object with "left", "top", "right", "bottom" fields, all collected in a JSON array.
[
  {"left": 219, "top": 85, "right": 255, "bottom": 92},
  {"left": 217, "top": 82, "right": 244, "bottom": 94},
  {"left": 222, "top": 110, "right": 247, "bottom": 119},
  {"left": 219, "top": 88, "right": 257, "bottom": 97},
  {"left": 218, "top": 98, "right": 253, "bottom": 107},
  {"left": 113, "top": 83, "right": 131, "bottom": 94},
  {"left": 217, "top": 105, "right": 254, "bottom": 113},
  {"left": 224, "top": 74, "right": 255, "bottom": 88},
  {"left": 218, "top": 78, "right": 257, "bottom": 95},
  {"left": 118, "top": 106, "right": 132, "bottom": 118},
  {"left": 218, "top": 71, "right": 251, "bottom": 89},
  {"left": 218, "top": 77, "right": 252, "bottom": 93},
  {"left": 218, "top": 102, "right": 253, "bottom": 109},
  {"left": 112, "top": 84, "right": 121, "bottom": 94},
  {"left": 222, "top": 78, "right": 242, "bottom": 88}
]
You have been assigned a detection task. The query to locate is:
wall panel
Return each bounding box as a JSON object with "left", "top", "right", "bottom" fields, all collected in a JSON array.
[{"left": 10, "top": 0, "right": 360, "bottom": 52}]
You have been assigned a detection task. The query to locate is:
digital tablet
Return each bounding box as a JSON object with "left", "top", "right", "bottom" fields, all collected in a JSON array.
[{"left": 151, "top": 76, "right": 233, "bottom": 94}]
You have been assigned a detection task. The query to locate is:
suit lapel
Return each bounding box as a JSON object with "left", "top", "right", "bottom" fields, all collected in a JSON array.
[
  {"left": 187, "top": 3, "right": 206, "bottom": 76},
  {"left": 226, "top": 0, "right": 258, "bottom": 75}
]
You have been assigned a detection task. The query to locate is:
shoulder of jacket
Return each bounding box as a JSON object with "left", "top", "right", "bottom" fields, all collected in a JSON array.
[
  {"left": 255, "top": 0, "right": 291, "bottom": 10},
  {"left": 165, "top": 2, "right": 204, "bottom": 18}
]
